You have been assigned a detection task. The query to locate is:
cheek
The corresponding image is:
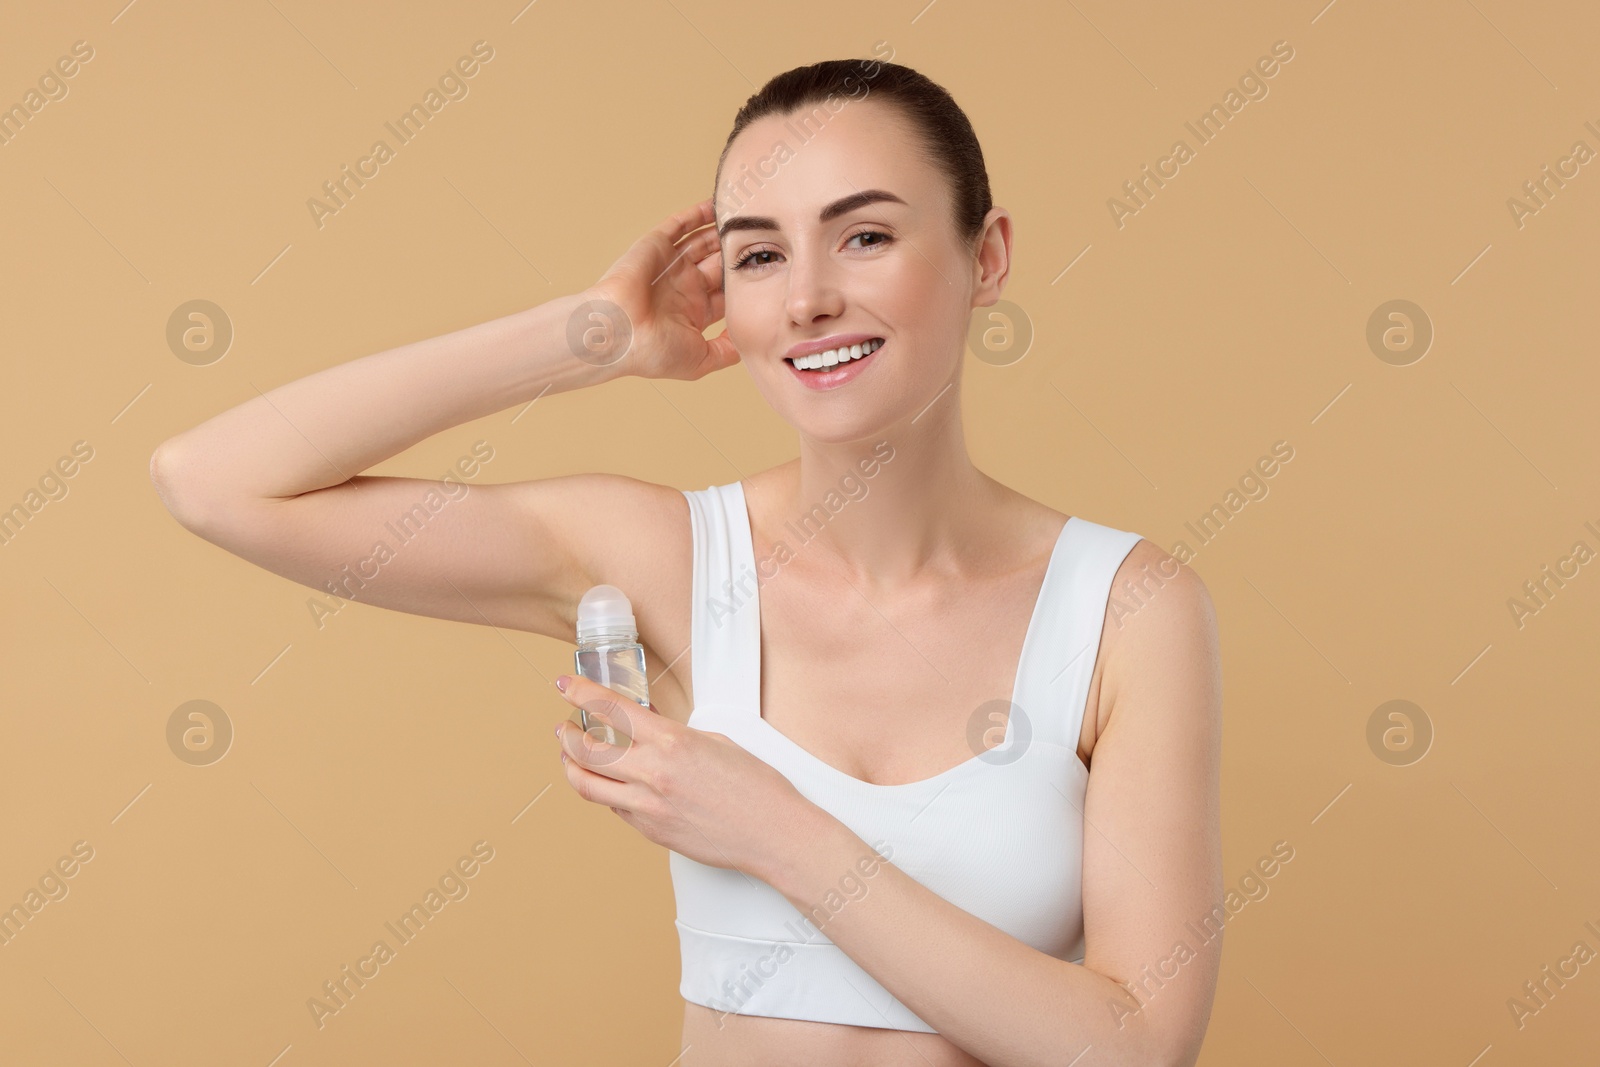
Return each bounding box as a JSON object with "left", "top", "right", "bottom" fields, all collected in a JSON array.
[
  {"left": 875, "top": 256, "right": 949, "bottom": 319},
  {"left": 726, "top": 293, "right": 780, "bottom": 356},
  {"left": 725, "top": 318, "right": 757, "bottom": 363}
]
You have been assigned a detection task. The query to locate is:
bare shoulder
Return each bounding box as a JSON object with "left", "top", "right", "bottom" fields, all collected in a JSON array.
[
  {"left": 1096, "top": 538, "right": 1221, "bottom": 735},
  {"left": 1078, "top": 538, "right": 1224, "bottom": 1051}
]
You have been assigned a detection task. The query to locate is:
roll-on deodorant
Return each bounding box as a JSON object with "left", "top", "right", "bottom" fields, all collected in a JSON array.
[{"left": 573, "top": 584, "right": 650, "bottom": 742}]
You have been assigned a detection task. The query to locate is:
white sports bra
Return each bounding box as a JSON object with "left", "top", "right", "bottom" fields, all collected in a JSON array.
[{"left": 669, "top": 480, "right": 1144, "bottom": 1032}]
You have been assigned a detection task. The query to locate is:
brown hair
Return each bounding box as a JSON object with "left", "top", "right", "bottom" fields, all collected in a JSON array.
[{"left": 714, "top": 58, "right": 993, "bottom": 256}]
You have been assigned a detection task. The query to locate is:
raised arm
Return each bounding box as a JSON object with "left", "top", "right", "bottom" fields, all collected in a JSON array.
[{"left": 149, "top": 198, "right": 738, "bottom": 641}]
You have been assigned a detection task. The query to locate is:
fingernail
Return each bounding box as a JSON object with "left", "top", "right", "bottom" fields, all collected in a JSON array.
[{"left": 555, "top": 675, "right": 569, "bottom": 692}]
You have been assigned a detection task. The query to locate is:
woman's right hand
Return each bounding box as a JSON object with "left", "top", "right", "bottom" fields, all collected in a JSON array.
[{"left": 581, "top": 197, "right": 740, "bottom": 382}]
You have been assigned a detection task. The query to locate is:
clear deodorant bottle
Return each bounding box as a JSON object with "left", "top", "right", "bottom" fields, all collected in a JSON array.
[{"left": 573, "top": 584, "right": 650, "bottom": 744}]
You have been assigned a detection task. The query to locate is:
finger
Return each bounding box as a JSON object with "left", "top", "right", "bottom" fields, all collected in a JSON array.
[
  {"left": 695, "top": 239, "right": 724, "bottom": 281},
  {"left": 656, "top": 197, "right": 717, "bottom": 247},
  {"left": 558, "top": 719, "right": 636, "bottom": 781},
  {"left": 562, "top": 752, "right": 653, "bottom": 811},
  {"left": 670, "top": 230, "right": 721, "bottom": 283},
  {"left": 677, "top": 226, "right": 720, "bottom": 260},
  {"left": 556, "top": 675, "right": 665, "bottom": 769},
  {"left": 557, "top": 672, "right": 651, "bottom": 721},
  {"left": 693, "top": 209, "right": 723, "bottom": 245},
  {"left": 705, "top": 327, "right": 741, "bottom": 370},
  {"left": 698, "top": 283, "right": 725, "bottom": 326},
  {"left": 696, "top": 261, "right": 726, "bottom": 320},
  {"left": 654, "top": 229, "right": 717, "bottom": 289}
]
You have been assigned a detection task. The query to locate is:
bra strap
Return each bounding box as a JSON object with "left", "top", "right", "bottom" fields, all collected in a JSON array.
[
  {"left": 1015, "top": 520, "right": 1144, "bottom": 752},
  {"left": 684, "top": 483, "right": 762, "bottom": 715}
]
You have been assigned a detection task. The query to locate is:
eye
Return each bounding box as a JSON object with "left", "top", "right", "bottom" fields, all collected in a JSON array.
[
  {"left": 731, "top": 246, "right": 778, "bottom": 272},
  {"left": 729, "top": 229, "right": 895, "bottom": 273},
  {"left": 847, "top": 229, "right": 893, "bottom": 250}
]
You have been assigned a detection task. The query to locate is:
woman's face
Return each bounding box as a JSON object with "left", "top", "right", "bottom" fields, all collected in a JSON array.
[{"left": 715, "top": 99, "right": 1001, "bottom": 443}]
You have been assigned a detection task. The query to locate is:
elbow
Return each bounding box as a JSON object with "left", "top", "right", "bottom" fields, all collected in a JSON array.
[
  {"left": 1142, "top": 1019, "right": 1207, "bottom": 1067},
  {"left": 1155, "top": 1044, "right": 1200, "bottom": 1067},
  {"left": 149, "top": 438, "right": 215, "bottom": 533},
  {"left": 1113, "top": 1007, "right": 1205, "bottom": 1067}
]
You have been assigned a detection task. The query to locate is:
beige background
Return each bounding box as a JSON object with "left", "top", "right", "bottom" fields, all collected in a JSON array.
[{"left": 2, "top": 0, "right": 1597, "bottom": 1063}]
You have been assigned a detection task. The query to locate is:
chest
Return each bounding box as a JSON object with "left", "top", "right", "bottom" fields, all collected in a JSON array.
[
  {"left": 649, "top": 626, "right": 1105, "bottom": 783},
  {"left": 643, "top": 492, "right": 1113, "bottom": 780},
  {"left": 758, "top": 577, "right": 1036, "bottom": 785}
]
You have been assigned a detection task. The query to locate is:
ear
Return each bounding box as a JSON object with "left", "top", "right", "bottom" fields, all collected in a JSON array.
[{"left": 971, "top": 206, "right": 1013, "bottom": 309}]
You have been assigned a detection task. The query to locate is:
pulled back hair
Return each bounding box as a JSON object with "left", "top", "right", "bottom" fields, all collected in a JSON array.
[{"left": 714, "top": 58, "right": 993, "bottom": 257}]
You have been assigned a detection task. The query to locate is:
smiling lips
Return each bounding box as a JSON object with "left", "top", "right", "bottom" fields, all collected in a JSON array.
[
  {"left": 784, "top": 337, "right": 884, "bottom": 390},
  {"left": 786, "top": 337, "right": 885, "bottom": 371}
]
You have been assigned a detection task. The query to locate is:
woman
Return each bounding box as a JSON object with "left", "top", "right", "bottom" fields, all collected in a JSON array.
[{"left": 152, "top": 59, "right": 1222, "bottom": 1067}]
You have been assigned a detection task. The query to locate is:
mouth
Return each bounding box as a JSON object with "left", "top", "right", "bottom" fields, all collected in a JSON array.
[{"left": 784, "top": 337, "right": 885, "bottom": 374}]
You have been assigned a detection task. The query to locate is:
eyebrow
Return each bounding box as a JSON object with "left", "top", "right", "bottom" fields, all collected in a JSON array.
[{"left": 716, "top": 189, "right": 908, "bottom": 239}]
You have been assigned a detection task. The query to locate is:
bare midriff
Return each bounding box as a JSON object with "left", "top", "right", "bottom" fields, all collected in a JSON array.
[{"left": 679, "top": 1002, "right": 994, "bottom": 1067}]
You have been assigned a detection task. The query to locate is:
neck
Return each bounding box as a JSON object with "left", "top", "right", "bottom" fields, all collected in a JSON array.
[{"left": 779, "top": 396, "right": 1005, "bottom": 586}]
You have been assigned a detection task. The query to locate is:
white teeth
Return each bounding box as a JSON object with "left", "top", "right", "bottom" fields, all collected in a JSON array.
[{"left": 791, "top": 338, "right": 883, "bottom": 370}]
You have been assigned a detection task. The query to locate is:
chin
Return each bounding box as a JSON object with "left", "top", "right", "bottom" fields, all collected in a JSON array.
[{"left": 783, "top": 403, "right": 901, "bottom": 447}]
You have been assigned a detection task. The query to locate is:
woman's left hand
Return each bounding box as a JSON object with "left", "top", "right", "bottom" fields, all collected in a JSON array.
[{"left": 552, "top": 673, "right": 815, "bottom": 884}]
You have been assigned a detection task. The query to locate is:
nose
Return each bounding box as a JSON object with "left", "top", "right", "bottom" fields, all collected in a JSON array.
[{"left": 783, "top": 242, "right": 846, "bottom": 326}]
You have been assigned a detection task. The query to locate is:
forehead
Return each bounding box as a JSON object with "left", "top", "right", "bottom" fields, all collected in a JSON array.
[{"left": 715, "top": 99, "right": 934, "bottom": 230}]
